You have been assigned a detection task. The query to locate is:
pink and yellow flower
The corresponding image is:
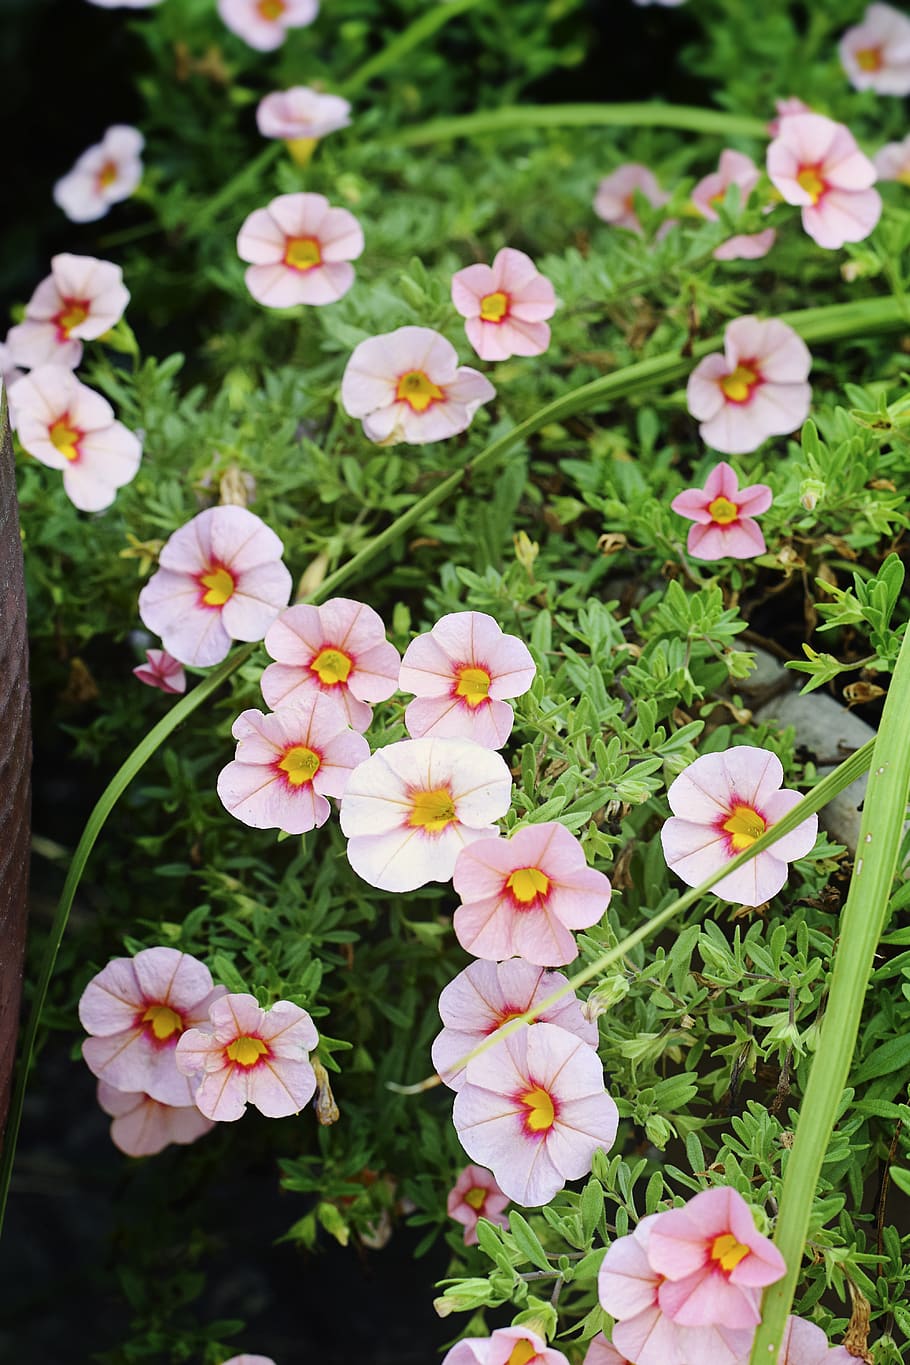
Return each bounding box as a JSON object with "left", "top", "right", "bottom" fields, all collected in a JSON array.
[
  {"left": 261, "top": 597, "right": 401, "bottom": 733},
  {"left": 670, "top": 462, "right": 772, "bottom": 561},
  {"left": 583, "top": 1336, "right": 628, "bottom": 1365},
  {"left": 7, "top": 254, "right": 130, "bottom": 371},
  {"left": 216, "top": 696, "right": 369, "bottom": 835},
  {"left": 686, "top": 315, "right": 812, "bottom": 455},
  {"left": 137, "top": 506, "right": 292, "bottom": 668},
  {"left": 447, "top": 1164, "right": 509, "bottom": 1246},
  {"left": 54, "top": 125, "right": 144, "bottom": 223},
  {"left": 9, "top": 364, "right": 141, "bottom": 511},
  {"left": 79, "top": 947, "right": 227, "bottom": 1107},
  {"left": 660, "top": 745, "right": 818, "bottom": 906},
  {"left": 594, "top": 164, "right": 669, "bottom": 234},
  {"left": 431, "top": 958, "right": 599, "bottom": 1091},
  {"left": 399, "top": 610, "right": 535, "bottom": 749},
  {"left": 237, "top": 192, "right": 363, "bottom": 309},
  {"left": 443, "top": 1327, "right": 570, "bottom": 1365},
  {"left": 133, "top": 648, "right": 187, "bottom": 695},
  {"left": 341, "top": 326, "right": 495, "bottom": 446},
  {"left": 340, "top": 737, "right": 512, "bottom": 892},
  {"left": 175, "top": 993, "right": 318, "bottom": 1122},
  {"left": 96, "top": 1080, "right": 214, "bottom": 1157},
  {"left": 691, "top": 150, "right": 776, "bottom": 262},
  {"left": 767, "top": 97, "right": 813, "bottom": 136},
  {"left": 875, "top": 133, "right": 910, "bottom": 183},
  {"left": 452, "top": 1021, "right": 618, "bottom": 1206},
  {"left": 779, "top": 1317, "right": 854, "bottom": 1364},
  {"left": 452, "top": 822, "right": 612, "bottom": 965},
  {"left": 256, "top": 86, "right": 351, "bottom": 159},
  {"left": 451, "top": 248, "right": 556, "bottom": 362},
  {"left": 839, "top": 3, "right": 910, "bottom": 95},
  {"left": 766, "top": 114, "right": 882, "bottom": 250},
  {"left": 218, "top": 0, "right": 318, "bottom": 50}
]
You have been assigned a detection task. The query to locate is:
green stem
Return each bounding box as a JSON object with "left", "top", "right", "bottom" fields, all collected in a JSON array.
[
  {"left": 749, "top": 634, "right": 910, "bottom": 1359},
  {"left": 386, "top": 102, "right": 767, "bottom": 147}
]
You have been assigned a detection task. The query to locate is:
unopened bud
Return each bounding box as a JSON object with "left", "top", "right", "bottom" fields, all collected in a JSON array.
[
  {"left": 286, "top": 136, "right": 318, "bottom": 167},
  {"left": 433, "top": 1279, "right": 494, "bottom": 1315},
  {"left": 583, "top": 974, "right": 630, "bottom": 1020},
  {"left": 312, "top": 1058, "right": 340, "bottom": 1126},
  {"left": 512, "top": 1301, "right": 558, "bottom": 1342},
  {"left": 644, "top": 1114, "right": 674, "bottom": 1149},
  {"left": 799, "top": 477, "right": 825, "bottom": 512},
  {"left": 295, "top": 551, "right": 330, "bottom": 602},
  {"left": 219, "top": 464, "right": 255, "bottom": 507},
  {"left": 514, "top": 529, "right": 539, "bottom": 574}
]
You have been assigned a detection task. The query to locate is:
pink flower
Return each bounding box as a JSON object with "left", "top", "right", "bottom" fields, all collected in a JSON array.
[
  {"left": 9, "top": 364, "right": 141, "bottom": 511},
  {"left": 261, "top": 598, "right": 400, "bottom": 733},
  {"left": 875, "top": 133, "right": 910, "bottom": 183},
  {"left": 53, "top": 125, "right": 144, "bottom": 223},
  {"left": 86, "top": 0, "right": 162, "bottom": 7},
  {"left": 583, "top": 1336, "right": 628, "bottom": 1365},
  {"left": 79, "top": 947, "right": 227, "bottom": 1106},
  {"left": 839, "top": 3, "right": 910, "bottom": 95},
  {"left": 175, "top": 993, "right": 318, "bottom": 1122},
  {"left": 686, "top": 315, "right": 812, "bottom": 455},
  {"left": 221, "top": 1358, "right": 276, "bottom": 1365},
  {"left": 713, "top": 228, "right": 776, "bottom": 262},
  {"left": 399, "top": 610, "right": 535, "bottom": 748},
  {"left": 431, "top": 958, "right": 599, "bottom": 1091},
  {"left": 452, "top": 1021, "right": 618, "bottom": 1206},
  {"left": 340, "top": 737, "right": 512, "bottom": 892},
  {"left": 218, "top": 0, "right": 318, "bottom": 50},
  {"left": 691, "top": 150, "right": 776, "bottom": 263},
  {"left": 451, "top": 248, "right": 556, "bottom": 362},
  {"left": 0, "top": 341, "right": 25, "bottom": 393},
  {"left": 660, "top": 745, "right": 818, "bottom": 906},
  {"left": 216, "top": 695, "right": 370, "bottom": 834},
  {"left": 96, "top": 1080, "right": 214, "bottom": 1157},
  {"left": 452, "top": 822, "right": 612, "bottom": 965},
  {"left": 341, "top": 326, "right": 495, "bottom": 446},
  {"left": 133, "top": 649, "right": 187, "bottom": 695},
  {"left": 766, "top": 114, "right": 882, "bottom": 250},
  {"left": 767, "top": 97, "right": 813, "bottom": 137},
  {"left": 7, "top": 254, "right": 130, "bottom": 371},
  {"left": 443, "top": 1327, "right": 569, "bottom": 1365},
  {"left": 594, "top": 164, "right": 669, "bottom": 234},
  {"left": 256, "top": 86, "right": 351, "bottom": 141},
  {"left": 447, "top": 1163, "right": 509, "bottom": 1245},
  {"left": 779, "top": 1317, "right": 854, "bottom": 1364},
  {"left": 670, "top": 462, "right": 772, "bottom": 561},
  {"left": 631, "top": 0, "right": 686, "bottom": 6},
  {"left": 236, "top": 192, "right": 363, "bottom": 309},
  {"left": 137, "top": 506, "right": 292, "bottom": 668}
]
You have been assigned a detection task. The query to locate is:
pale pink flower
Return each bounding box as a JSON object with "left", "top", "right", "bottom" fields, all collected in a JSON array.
[
  {"left": 218, "top": 0, "right": 318, "bottom": 50},
  {"left": 767, "top": 97, "right": 813, "bottom": 137},
  {"left": 261, "top": 598, "right": 400, "bottom": 733},
  {"left": 431, "top": 958, "right": 599, "bottom": 1091},
  {"left": 447, "top": 1163, "right": 509, "bottom": 1245},
  {"left": 670, "top": 462, "right": 772, "bottom": 561},
  {"left": 9, "top": 364, "right": 141, "bottom": 512},
  {"left": 452, "top": 1021, "right": 618, "bottom": 1206},
  {"left": 691, "top": 150, "right": 776, "bottom": 263},
  {"left": 875, "top": 133, "right": 910, "bottom": 183},
  {"left": 631, "top": 0, "right": 686, "bottom": 6},
  {"left": 341, "top": 326, "right": 495, "bottom": 446},
  {"left": 256, "top": 86, "right": 351, "bottom": 141},
  {"left": 766, "top": 114, "right": 882, "bottom": 250},
  {"left": 594, "top": 164, "right": 669, "bottom": 234},
  {"left": 713, "top": 228, "right": 776, "bottom": 262},
  {"left": 79, "top": 947, "right": 227, "bottom": 1107},
  {"left": 686, "top": 315, "right": 812, "bottom": 455},
  {"left": 221, "top": 1358, "right": 276, "bottom": 1365},
  {"left": 443, "top": 1327, "right": 569, "bottom": 1365},
  {"left": 137, "top": 506, "right": 292, "bottom": 668},
  {"left": 399, "top": 610, "right": 535, "bottom": 748},
  {"left": 7, "top": 254, "right": 130, "bottom": 371},
  {"left": 217, "top": 695, "right": 369, "bottom": 835},
  {"left": 340, "top": 737, "right": 512, "bottom": 892},
  {"left": 660, "top": 745, "right": 818, "bottom": 906},
  {"left": 133, "top": 648, "right": 187, "bottom": 695},
  {"left": 176, "top": 992, "right": 318, "bottom": 1122},
  {"left": 452, "top": 822, "right": 611, "bottom": 965},
  {"left": 96, "top": 1080, "right": 214, "bottom": 1157},
  {"left": 53, "top": 125, "right": 144, "bottom": 223},
  {"left": 0, "top": 342, "right": 25, "bottom": 393},
  {"left": 451, "top": 248, "right": 556, "bottom": 362},
  {"left": 583, "top": 1336, "right": 628, "bottom": 1365},
  {"left": 779, "top": 1317, "right": 854, "bottom": 1364},
  {"left": 839, "top": 3, "right": 910, "bottom": 95},
  {"left": 86, "top": 0, "right": 162, "bottom": 7},
  {"left": 237, "top": 192, "right": 363, "bottom": 309}
]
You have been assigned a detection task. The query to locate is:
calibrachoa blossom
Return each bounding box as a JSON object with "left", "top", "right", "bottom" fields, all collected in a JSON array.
[
  {"left": 766, "top": 114, "right": 881, "bottom": 250},
  {"left": 399, "top": 610, "right": 535, "bottom": 748},
  {"left": 661, "top": 745, "right": 818, "bottom": 906},
  {"left": 767, "top": 97, "right": 813, "bottom": 137},
  {"left": 686, "top": 315, "right": 812, "bottom": 455},
  {"left": 54, "top": 125, "right": 144, "bottom": 223},
  {"left": 176, "top": 993, "right": 318, "bottom": 1122},
  {"left": 96, "top": 1081, "right": 214, "bottom": 1158},
  {"left": 670, "top": 462, "right": 772, "bottom": 561},
  {"left": 86, "top": 0, "right": 163, "bottom": 6},
  {"left": 79, "top": 947, "right": 227, "bottom": 1107},
  {"left": 133, "top": 648, "right": 186, "bottom": 695},
  {"left": 839, "top": 3, "right": 910, "bottom": 95},
  {"left": 0, "top": 342, "right": 25, "bottom": 393},
  {"left": 779, "top": 1317, "right": 854, "bottom": 1364},
  {"left": 432, "top": 958, "right": 599, "bottom": 1091},
  {"left": 452, "top": 822, "right": 612, "bottom": 965},
  {"left": 237, "top": 193, "right": 363, "bottom": 309},
  {"left": 446, "top": 1164, "right": 509, "bottom": 1245},
  {"left": 691, "top": 150, "right": 776, "bottom": 262},
  {"left": 875, "top": 133, "right": 910, "bottom": 183},
  {"left": 341, "top": 326, "right": 495, "bottom": 446},
  {"left": 451, "top": 248, "right": 557, "bottom": 362},
  {"left": 221, "top": 1358, "right": 276, "bottom": 1365},
  {"left": 256, "top": 86, "right": 351, "bottom": 162},
  {"left": 261, "top": 598, "right": 400, "bottom": 733},
  {"left": 9, "top": 364, "right": 142, "bottom": 512},
  {"left": 340, "top": 737, "right": 512, "bottom": 892},
  {"left": 594, "top": 164, "right": 669, "bottom": 234},
  {"left": 138, "top": 506, "right": 292, "bottom": 668},
  {"left": 216, "top": 695, "right": 370, "bottom": 835},
  {"left": 7, "top": 254, "right": 130, "bottom": 371},
  {"left": 218, "top": 0, "right": 318, "bottom": 51},
  {"left": 452, "top": 1021, "right": 618, "bottom": 1206},
  {"left": 583, "top": 1337, "right": 628, "bottom": 1365},
  {"left": 443, "top": 1326, "right": 570, "bottom": 1365}
]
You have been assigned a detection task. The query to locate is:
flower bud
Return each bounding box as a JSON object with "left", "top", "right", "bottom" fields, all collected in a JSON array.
[{"left": 799, "top": 477, "right": 825, "bottom": 512}]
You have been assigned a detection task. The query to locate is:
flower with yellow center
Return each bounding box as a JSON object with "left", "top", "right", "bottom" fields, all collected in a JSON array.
[
  {"left": 284, "top": 236, "right": 322, "bottom": 272},
  {"left": 707, "top": 495, "right": 739, "bottom": 525},
  {"left": 97, "top": 161, "right": 118, "bottom": 189},
  {"left": 408, "top": 787, "right": 458, "bottom": 833},
  {"left": 142, "top": 1003, "right": 183, "bottom": 1041},
  {"left": 56, "top": 301, "right": 89, "bottom": 336},
  {"left": 278, "top": 744, "right": 321, "bottom": 786},
  {"left": 855, "top": 45, "right": 883, "bottom": 71},
  {"left": 506, "top": 865, "right": 551, "bottom": 906},
  {"left": 49, "top": 416, "right": 80, "bottom": 461},
  {"left": 722, "top": 803, "right": 767, "bottom": 852},
  {"left": 199, "top": 564, "right": 235, "bottom": 607},
  {"left": 710, "top": 1231, "right": 751, "bottom": 1272},
  {"left": 796, "top": 166, "right": 826, "bottom": 203},
  {"left": 506, "top": 1343, "right": 537, "bottom": 1365},
  {"left": 464, "top": 1186, "right": 487, "bottom": 1211},
  {"left": 395, "top": 369, "right": 444, "bottom": 412},
  {"left": 310, "top": 646, "right": 353, "bottom": 686},
  {"left": 719, "top": 363, "right": 759, "bottom": 403},
  {"left": 454, "top": 665, "right": 491, "bottom": 708},
  {"left": 479, "top": 290, "right": 509, "bottom": 323},
  {"left": 520, "top": 1084, "right": 556, "bottom": 1133},
  {"left": 226, "top": 1035, "right": 270, "bottom": 1067},
  {"left": 258, "top": 0, "right": 285, "bottom": 18}
]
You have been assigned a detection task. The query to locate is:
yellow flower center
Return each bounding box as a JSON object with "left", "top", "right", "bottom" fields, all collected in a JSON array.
[
  {"left": 898, "top": 169, "right": 910, "bottom": 187},
  {"left": 257, "top": 0, "right": 285, "bottom": 18},
  {"left": 56, "top": 301, "right": 89, "bottom": 336},
  {"left": 719, "top": 364, "right": 759, "bottom": 403},
  {"left": 395, "top": 370, "right": 444, "bottom": 413},
  {"left": 479, "top": 290, "right": 509, "bottom": 323},
  {"left": 286, "top": 136, "right": 318, "bottom": 168},
  {"left": 711, "top": 1232, "right": 751, "bottom": 1273},
  {"left": 454, "top": 665, "right": 492, "bottom": 707},
  {"left": 310, "top": 646, "right": 353, "bottom": 686},
  {"left": 796, "top": 166, "right": 826, "bottom": 203},
  {"left": 142, "top": 1003, "right": 183, "bottom": 1041},
  {"left": 408, "top": 786, "right": 457, "bottom": 833},
  {"left": 284, "top": 236, "right": 322, "bottom": 272},
  {"left": 722, "top": 804, "right": 767, "bottom": 852},
  {"left": 199, "top": 565, "right": 235, "bottom": 607},
  {"left": 507, "top": 1343, "right": 537, "bottom": 1365},
  {"left": 520, "top": 1085, "right": 556, "bottom": 1133},
  {"left": 464, "top": 1186, "right": 487, "bottom": 1211},
  {"left": 278, "top": 745, "right": 321, "bottom": 785},
  {"left": 506, "top": 866, "right": 551, "bottom": 905},
  {"left": 707, "top": 495, "right": 739, "bottom": 525},
  {"left": 49, "top": 416, "right": 80, "bottom": 461},
  {"left": 855, "top": 45, "right": 883, "bottom": 71},
  {"left": 226, "top": 1035, "right": 269, "bottom": 1067},
  {"left": 97, "top": 161, "right": 118, "bottom": 188}
]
